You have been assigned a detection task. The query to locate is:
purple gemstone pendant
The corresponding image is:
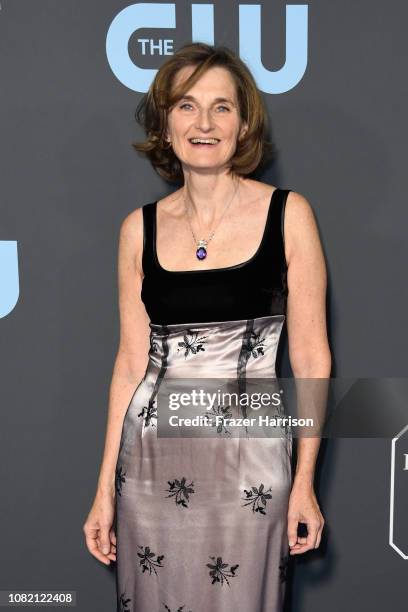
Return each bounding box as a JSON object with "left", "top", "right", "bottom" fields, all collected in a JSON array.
[
  {"left": 196, "top": 240, "right": 208, "bottom": 260},
  {"left": 196, "top": 246, "right": 207, "bottom": 260}
]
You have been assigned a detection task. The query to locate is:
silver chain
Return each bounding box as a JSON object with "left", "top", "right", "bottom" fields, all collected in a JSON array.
[{"left": 183, "top": 179, "right": 240, "bottom": 247}]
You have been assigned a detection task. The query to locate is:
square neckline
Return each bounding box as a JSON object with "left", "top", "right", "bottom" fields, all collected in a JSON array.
[{"left": 152, "top": 187, "right": 279, "bottom": 275}]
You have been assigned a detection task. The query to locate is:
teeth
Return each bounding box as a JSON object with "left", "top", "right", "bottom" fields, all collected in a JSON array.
[{"left": 190, "top": 138, "right": 220, "bottom": 144}]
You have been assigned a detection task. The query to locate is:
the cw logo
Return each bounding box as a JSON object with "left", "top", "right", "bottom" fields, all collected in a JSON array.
[
  {"left": 0, "top": 241, "right": 18, "bottom": 318},
  {"left": 106, "top": 3, "right": 308, "bottom": 93},
  {"left": 1, "top": 4, "right": 309, "bottom": 317}
]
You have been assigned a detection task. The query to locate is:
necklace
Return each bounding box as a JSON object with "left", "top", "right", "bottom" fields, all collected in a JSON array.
[{"left": 183, "top": 180, "right": 240, "bottom": 261}]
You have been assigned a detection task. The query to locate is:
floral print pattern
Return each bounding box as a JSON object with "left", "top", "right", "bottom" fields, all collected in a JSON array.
[
  {"left": 116, "top": 314, "right": 292, "bottom": 609},
  {"left": 165, "top": 477, "right": 195, "bottom": 508},
  {"left": 272, "top": 392, "right": 292, "bottom": 440},
  {"left": 115, "top": 465, "right": 126, "bottom": 496},
  {"left": 206, "top": 556, "right": 239, "bottom": 586},
  {"left": 243, "top": 331, "right": 267, "bottom": 358},
  {"left": 241, "top": 483, "right": 273, "bottom": 515},
  {"left": 200, "top": 403, "right": 233, "bottom": 436},
  {"left": 279, "top": 554, "right": 290, "bottom": 582},
  {"left": 177, "top": 330, "right": 208, "bottom": 358},
  {"left": 137, "top": 545, "right": 164, "bottom": 575},
  {"left": 118, "top": 593, "right": 131, "bottom": 611},
  {"left": 137, "top": 398, "right": 157, "bottom": 427},
  {"left": 150, "top": 335, "right": 159, "bottom": 353}
]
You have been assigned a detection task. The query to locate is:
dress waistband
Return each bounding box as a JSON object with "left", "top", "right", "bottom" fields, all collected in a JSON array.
[{"left": 149, "top": 314, "right": 285, "bottom": 337}]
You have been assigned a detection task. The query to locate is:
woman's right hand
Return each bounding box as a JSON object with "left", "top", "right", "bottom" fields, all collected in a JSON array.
[{"left": 83, "top": 489, "right": 116, "bottom": 565}]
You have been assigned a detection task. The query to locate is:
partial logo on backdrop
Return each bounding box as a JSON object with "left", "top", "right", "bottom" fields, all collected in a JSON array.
[
  {"left": 106, "top": 3, "right": 309, "bottom": 93},
  {"left": 0, "top": 241, "right": 19, "bottom": 318},
  {"left": 389, "top": 424, "right": 408, "bottom": 559}
]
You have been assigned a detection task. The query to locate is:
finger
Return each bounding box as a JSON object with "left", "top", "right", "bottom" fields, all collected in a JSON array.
[
  {"left": 308, "top": 520, "right": 322, "bottom": 548},
  {"left": 290, "top": 545, "right": 308, "bottom": 555},
  {"left": 296, "top": 522, "right": 319, "bottom": 552},
  {"left": 110, "top": 530, "right": 117, "bottom": 545},
  {"left": 314, "top": 521, "right": 325, "bottom": 549},
  {"left": 290, "top": 537, "right": 314, "bottom": 553},
  {"left": 97, "top": 535, "right": 116, "bottom": 558},
  {"left": 99, "top": 527, "right": 112, "bottom": 555},
  {"left": 289, "top": 540, "right": 308, "bottom": 555},
  {"left": 287, "top": 516, "right": 299, "bottom": 548},
  {"left": 308, "top": 521, "right": 321, "bottom": 549},
  {"left": 97, "top": 535, "right": 114, "bottom": 556},
  {"left": 289, "top": 523, "right": 320, "bottom": 555},
  {"left": 85, "top": 533, "right": 111, "bottom": 565},
  {"left": 95, "top": 535, "right": 112, "bottom": 563}
]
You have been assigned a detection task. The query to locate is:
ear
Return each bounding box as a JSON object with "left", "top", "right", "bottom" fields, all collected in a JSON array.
[{"left": 239, "top": 122, "right": 248, "bottom": 140}]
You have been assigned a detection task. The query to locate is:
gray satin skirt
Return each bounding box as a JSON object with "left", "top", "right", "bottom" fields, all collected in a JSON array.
[{"left": 115, "top": 315, "right": 293, "bottom": 612}]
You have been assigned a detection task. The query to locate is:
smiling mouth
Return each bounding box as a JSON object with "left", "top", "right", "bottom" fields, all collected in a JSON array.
[{"left": 188, "top": 138, "right": 221, "bottom": 145}]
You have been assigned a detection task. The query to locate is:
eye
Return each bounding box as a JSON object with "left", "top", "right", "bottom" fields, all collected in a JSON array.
[
  {"left": 216, "top": 105, "right": 230, "bottom": 112},
  {"left": 179, "top": 102, "right": 193, "bottom": 110}
]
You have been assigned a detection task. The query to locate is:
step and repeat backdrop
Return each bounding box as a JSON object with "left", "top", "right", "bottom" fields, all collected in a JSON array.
[{"left": 1, "top": 1, "right": 407, "bottom": 611}]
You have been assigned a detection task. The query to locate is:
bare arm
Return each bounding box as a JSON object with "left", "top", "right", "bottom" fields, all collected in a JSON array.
[
  {"left": 96, "top": 207, "right": 151, "bottom": 496},
  {"left": 83, "top": 207, "right": 150, "bottom": 565},
  {"left": 284, "top": 190, "right": 331, "bottom": 553}
]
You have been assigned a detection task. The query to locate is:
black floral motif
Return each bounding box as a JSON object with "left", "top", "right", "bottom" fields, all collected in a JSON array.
[
  {"left": 118, "top": 592, "right": 131, "bottom": 612},
  {"left": 162, "top": 605, "right": 192, "bottom": 612},
  {"left": 115, "top": 465, "right": 126, "bottom": 496},
  {"left": 214, "top": 406, "right": 232, "bottom": 436},
  {"left": 138, "top": 398, "right": 157, "bottom": 427},
  {"left": 241, "top": 483, "right": 272, "bottom": 515},
  {"left": 206, "top": 556, "right": 239, "bottom": 586},
  {"left": 201, "top": 404, "right": 233, "bottom": 436},
  {"left": 279, "top": 554, "right": 290, "bottom": 582},
  {"left": 272, "top": 391, "right": 292, "bottom": 439},
  {"left": 137, "top": 545, "right": 164, "bottom": 575},
  {"left": 150, "top": 335, "right": 159, "bottom": 353},
  {"left": 166, "top": 476, "right": 195, "bottom": 508},
  {"left": 243, "top": 331, "right": 267, "bottom": 358},
  {"left": 177, "top": 330, "right": 208, "bottom": 358}
]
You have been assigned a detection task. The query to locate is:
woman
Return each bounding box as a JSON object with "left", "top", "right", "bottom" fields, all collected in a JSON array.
[{"left": 83, "top": 43, "right": 330, "bottom": 611}]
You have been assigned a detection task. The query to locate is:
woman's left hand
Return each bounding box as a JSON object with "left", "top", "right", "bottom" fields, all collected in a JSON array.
[{"left": 287, "top": 482, "right": 325, "bottom": 554}]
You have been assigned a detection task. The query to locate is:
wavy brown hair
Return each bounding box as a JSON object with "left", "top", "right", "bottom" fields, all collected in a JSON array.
[{"left": 132, "top": 42, "right": 276, "bottom": 184}]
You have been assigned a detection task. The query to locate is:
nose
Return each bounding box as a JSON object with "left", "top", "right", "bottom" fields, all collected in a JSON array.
[{"left": 195, "top": 108, "right": 214, "bottom": 132}]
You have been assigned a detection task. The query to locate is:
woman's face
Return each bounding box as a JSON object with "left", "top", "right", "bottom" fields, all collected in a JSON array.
[{"left": 165, "top": 65, "right": 247, "bottom": 173}]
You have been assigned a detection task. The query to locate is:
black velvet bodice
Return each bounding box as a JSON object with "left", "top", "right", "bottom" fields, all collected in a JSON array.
[{"left": 141, "top": 187, "right": 291, "bottom": 325}]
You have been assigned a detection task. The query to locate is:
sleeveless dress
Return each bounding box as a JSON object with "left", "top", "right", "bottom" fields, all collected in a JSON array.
[{"left": 115, "top": 187, "right": 294, "bottom": 612}]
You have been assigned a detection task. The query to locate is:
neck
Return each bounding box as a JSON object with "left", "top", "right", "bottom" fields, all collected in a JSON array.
[{"left": 182, "top": 171, "right": 244, "bottom": 226}]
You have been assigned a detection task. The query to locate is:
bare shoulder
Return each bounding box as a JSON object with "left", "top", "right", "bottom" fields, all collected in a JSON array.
[
  {"left": 157, "top": 188, "right": 183, "bottom": 209},
  {"left": 118, "top": 206, "right": 144, "bottom": 275},
  {"left": 286, "top": 189, "right": 316, "bottom": 220},
  {"left": 284, "top": 190, "right": 323, "bottom": 264},
  {"left": 240, "top": 178, "right": 276, "bottom": 202}
]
